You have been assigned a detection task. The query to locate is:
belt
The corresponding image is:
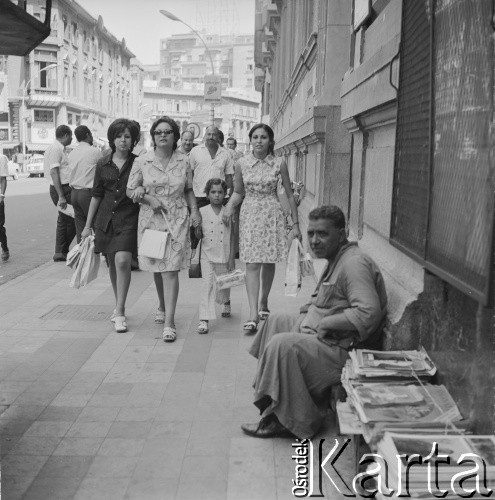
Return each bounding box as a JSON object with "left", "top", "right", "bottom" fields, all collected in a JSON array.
[{"left": 72, "top": 187, "right": 92, "bottom": 191}]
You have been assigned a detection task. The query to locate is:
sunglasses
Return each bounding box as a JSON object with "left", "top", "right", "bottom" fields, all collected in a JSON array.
[{"left": 154, "top": 130, "right": 174, "bottom": 136}]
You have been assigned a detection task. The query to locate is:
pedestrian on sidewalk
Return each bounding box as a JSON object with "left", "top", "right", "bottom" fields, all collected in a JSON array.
[
  {"left": 222, "top": 123, "right": 301, "bottom": 334},
  {"left": 195, "top": 178, "right": 235, "bottom": 334},
  {"left": 81, "top": 119, "right": 140, "bottom": 334},
  {"left": 127, "top": 116, "right": 201, "bottom": 343},
  {"left": 241, "top": 206, "right": 388, "bottom": 439},
  {"left": 68, "top": 125, "right": 103, "bottom": 243},
  {"left": 43, "top": 125, "right": 75, "bottom": 262},
  {"left": 178, "top": 130, "right": 196, "bottom": 155},
  {"left": 0, "top": 150, "right": 9, "bottom": 261}
]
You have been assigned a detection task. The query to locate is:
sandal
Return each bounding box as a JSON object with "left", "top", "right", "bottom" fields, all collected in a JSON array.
[
  {"left": 114, "top": 316, "right": 127, "bottom": 333},
  {"left": 162, "top": 326, "right": 177, "bottom": 342},
  {"left": 221, "top": 302, "right": 231, "bottom": 318},
  {"left": 197, "top": 320, "right": 209, "bottom": 334},
  {"left": 155, "top": 309, "right": 166, "bottom": 324},
  {"left": 243, "top": 320, "right": 259, "bottom": 335},
  {"left": 258, "top": 309, "right": 270, "bottom": 321}
]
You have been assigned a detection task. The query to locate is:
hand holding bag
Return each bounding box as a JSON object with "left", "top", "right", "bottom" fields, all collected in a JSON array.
[
  {"left": 188, "top": 241, "right": 202, "bottom": 278},
  {"left": 138, "top": 210, "right": 173, "bottom": 260}
]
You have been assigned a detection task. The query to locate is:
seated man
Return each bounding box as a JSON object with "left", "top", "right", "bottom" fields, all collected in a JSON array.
[{"left": 242, "top": 205, "right": 387, "bottom": 439}]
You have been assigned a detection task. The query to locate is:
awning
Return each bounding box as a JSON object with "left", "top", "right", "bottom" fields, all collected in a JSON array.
[
  {"left": 27, "top": 143, "right": 51, "bottom": 152},
  {"left": 0, "top": 142, "right": 20, "bottom": 149}
]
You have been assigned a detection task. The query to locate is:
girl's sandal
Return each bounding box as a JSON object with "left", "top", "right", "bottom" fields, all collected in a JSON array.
[
  {"left": 258, "top": 309, "right": 270, "bottom": 321},
  {"left": 155, "top": 310, "right": 166, "bottom": 324},
  {"left": 243, "top": 320, "right": 259, "bottom": 335},
  {"left": 197, "top": 320, "right": 209, "bottom": 334},
  {"left": 162, "top": 326, "right": 177, "bottom": 343}
]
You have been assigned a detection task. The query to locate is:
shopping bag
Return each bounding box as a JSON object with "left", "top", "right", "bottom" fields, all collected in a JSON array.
[
  {"left": 285, "top": 239, "right": 301, "bottom": 296},
  {"left": 70, "top": 235, "right": 100, "bottom": 289},
  {"left": 277, "top": 175, "right": 291, "bottom": 216},
  {"left": 66, "top": 243, "right": 81, "bottom": 269},
  {"left": 215, "top": 269, "right": 246, "bottom": 290},
  {"left": 297, "top": 239, "right": 316, "bottom": 282}
]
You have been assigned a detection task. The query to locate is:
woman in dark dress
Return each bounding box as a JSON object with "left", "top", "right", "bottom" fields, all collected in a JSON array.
[{"left": 81, "top": 119, "right": 140, "bottom": 333}]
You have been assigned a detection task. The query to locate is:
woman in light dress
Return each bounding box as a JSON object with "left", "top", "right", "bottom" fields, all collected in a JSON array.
[
  {"left": 127, "top": 117, "right": 201, "bottom": 342},
  {"left": 223, "top": 124, "right": 301, "bottom": 334}
]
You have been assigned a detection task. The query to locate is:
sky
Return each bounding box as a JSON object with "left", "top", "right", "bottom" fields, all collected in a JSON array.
[{"left": 78, "top": 0, "right": 255, "bottom": 65}]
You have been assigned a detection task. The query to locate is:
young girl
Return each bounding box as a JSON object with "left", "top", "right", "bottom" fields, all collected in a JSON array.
[{"left": 195, "top": 178, "right": 235, "bottom": 334}]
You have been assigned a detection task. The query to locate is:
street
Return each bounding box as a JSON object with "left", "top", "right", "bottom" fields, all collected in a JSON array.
[{"left": 0, "top": 174, "right": 57, "bottom": 286}]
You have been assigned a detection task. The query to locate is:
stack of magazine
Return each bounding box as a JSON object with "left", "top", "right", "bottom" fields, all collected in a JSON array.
[
  {"left": 375, "top": 432, "right": 495, "bottom": 498},
  {"left": 346, "top": 347, "right": 437, "bottom": 380},
  {"left": 340, "top": 348, "right": 465, "bottom": 439}
]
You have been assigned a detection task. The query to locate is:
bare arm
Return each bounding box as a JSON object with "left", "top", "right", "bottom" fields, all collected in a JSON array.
[
  {"left": 279, "top": 160, "right": 301, "bottom": 239},
  {"left": 222, "top": 163, "right": 244, "bottom": 224},
  {"left": 50, "top": 168, "right": 67, "bottom": 209},
  {"left": 185, "top": 188, "right": 201, "bottom": 227},
  {"left": 80, "top": 197, "right": 102, "bottom": 239},
  {"left": 0, "top": 176, "right": 6, "bottom": 196}
]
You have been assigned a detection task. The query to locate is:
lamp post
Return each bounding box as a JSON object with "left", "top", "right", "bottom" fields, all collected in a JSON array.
[
  {"left": 159, "top": 9, "right": 216, "bottom": 126},
  {"left": 20, "top": 62, "right": 58, "bottom": 169}
]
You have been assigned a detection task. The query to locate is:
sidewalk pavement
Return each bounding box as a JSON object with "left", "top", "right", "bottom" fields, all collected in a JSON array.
[{"left": 0, "top": 258, "right": 354, "bottom": 500}]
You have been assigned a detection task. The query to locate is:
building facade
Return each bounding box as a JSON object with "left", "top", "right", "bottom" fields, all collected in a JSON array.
[
  {"left": 255, "top": 0, "right": 495, "bottom": 432},
  {"left": 0, "top": 0, "right": 143, "bottom": 158},
  {"left": 156, "top": 33, "right": 255, "bottom": 93},
  {"left": 142, "top": 84, "right": 260, "bottom": 150}
]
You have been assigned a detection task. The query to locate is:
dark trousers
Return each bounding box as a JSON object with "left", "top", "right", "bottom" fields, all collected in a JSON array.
[
  {"left": 0, "top": 201, "right": 8, "bottom": 252},
  {"left": 72, "top": 188, "right": 92, "bottom": 243},
  {"left": 49, "top": 184, "right": 76, "bottom": 255},
  {"left": 190, "top": 197, "right": 211, "bottom": 250}
]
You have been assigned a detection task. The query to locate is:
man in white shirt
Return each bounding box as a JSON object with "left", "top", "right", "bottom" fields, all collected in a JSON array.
[
  {"left": 44, "top": 125, "right": 74, "bottom": 261},
  {"left": 226, "top": 137, "right": 243, "bottom": 162},
  {"left": 0, "top": 151, "right": 9, "bottom": 261},
  {"left": 69, "top": 125, "right": 102, "bottom": 242}
]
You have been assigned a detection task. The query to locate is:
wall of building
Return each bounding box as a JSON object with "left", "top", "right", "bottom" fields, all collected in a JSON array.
[{"left": 340, "top": 0, "right": 495, "bottom": 432}]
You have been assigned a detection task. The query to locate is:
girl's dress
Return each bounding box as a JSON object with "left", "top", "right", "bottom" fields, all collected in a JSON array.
[
  {"left": 238, "top": 153, "right": 287, "bottom": 263},
  {"left": 92, "top": 152, "right": 139, "bottom": 254},
  {"left": 127, "top": 149, "right": 192, "bottom": 272},
  {"left": 199, "top": 204, "right": 231, "bottom": 320}
]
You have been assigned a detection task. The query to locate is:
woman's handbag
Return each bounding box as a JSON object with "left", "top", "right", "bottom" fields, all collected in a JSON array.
[
  {"left": 138, "top": 210, "right": 173, "bottom": 260},
  {"left": 188, "top": 241, "right": 202, "bottom": 278},
  {"left": 215, "top": 268, "right": 246, "bottom": 290}
]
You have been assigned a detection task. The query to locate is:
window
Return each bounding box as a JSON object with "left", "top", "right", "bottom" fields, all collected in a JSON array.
[
  {"left": 83, "top": 31, "right": 89, "bottom": 53},
  {"left": 391, "top": 0, "right": 494, "bottom": 304},
  {"left": 71, "top": 22, "right": 78, "bottom": 45},
  {"left": 92, "top": 37, "right": 97, "bottom": 58},
  {"left": 33, "top": 109, "right": 54, "bottom": 123},
  {"left": 35, "top": 61, "right": 57, "bottom": 89},
  {"left": 71, "top": 70, "right": 77, "bottom": 97},
  {"left": 63, "top": 16, "right": 69, "bottom": 40}
]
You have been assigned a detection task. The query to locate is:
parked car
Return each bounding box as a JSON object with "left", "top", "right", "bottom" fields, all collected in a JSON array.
[
  {"left": 7, "top": 160, "right": 20, "bottom": 180},
  {"left": 26, "top": 154, "right": 44, "bottom": 177}
]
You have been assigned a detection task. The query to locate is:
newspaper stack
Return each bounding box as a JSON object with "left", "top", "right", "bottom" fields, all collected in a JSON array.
[
  {"left": 343, "top": 381, "right": 462, "bottom": 426},
  {"left": 347, "top": 347, "right": 437, "bottom": 381},
  {"left": 375, "top": 432, "right": 495, "bottom": 498}
]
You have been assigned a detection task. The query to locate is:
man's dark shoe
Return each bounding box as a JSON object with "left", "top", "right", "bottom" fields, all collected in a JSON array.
[
  {"left": 1, "top": 249, "right": 9, "bottom": 262},
  {"left": 241, "top": 415, "right": 294, "bottom": 439},
  {"left": 53, "top": 253, "right": 67, "bottom": 262}
]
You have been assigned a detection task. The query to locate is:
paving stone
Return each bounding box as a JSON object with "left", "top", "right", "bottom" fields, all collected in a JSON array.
[
  {"left": 52, "top": 437, "right": 104, "bottom": 456},
  {"left": 86, "top": 455, "right": 139, "bottom": 478},
  {"left": 36, "top": 455, "right": 94, "bottom": 478},
  {"left": 1, "top": 453, "right": 50, "bottom": 478},
  {"left": 97, "top": 437, "right": 146, "bottom": 457},
  {"left": 73, "top": 475, "right": 131, "bottom": 500},
  {"left": 23, "top": 420, "right": 73, "bottom": 437},
  {"left": 66, "top": 421, "right": 113, "bottom": 438}
]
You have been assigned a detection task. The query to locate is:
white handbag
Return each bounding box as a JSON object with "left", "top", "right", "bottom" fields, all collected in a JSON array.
[{"left": 138, "top": 210, "right": 173, "bottom": 260}]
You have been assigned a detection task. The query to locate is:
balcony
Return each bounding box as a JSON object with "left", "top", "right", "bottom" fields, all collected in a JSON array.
[
  {"left": 28, "top": 88, "right": 62, "bottom": 106},
  {"left": 0, "top": 0, "right": 52, "bottom": 56}
]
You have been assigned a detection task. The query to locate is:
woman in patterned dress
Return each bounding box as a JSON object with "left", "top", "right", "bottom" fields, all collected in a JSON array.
[
  {"left": 127, "top": 117, "right": 201, "bottom": 342},
  {"left": 223, "top": 124, "right": 301, "bottom": 333}
]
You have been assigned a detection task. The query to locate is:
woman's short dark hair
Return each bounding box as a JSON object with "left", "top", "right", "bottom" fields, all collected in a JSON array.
[
  {"left": 107, "top": 119, "right": 139, "bottom": 153},
  {"left": 248, "top": 123, "right": 275, "bottom": 155},
  {"left": 308, "top": 205, "right": 346, "bottom": 229},
  {"left": 150, "top": 116, "right": 180, "bottom": 150},
  {"left": 204, "top": 177, "right": 228, "bottom": 195}
]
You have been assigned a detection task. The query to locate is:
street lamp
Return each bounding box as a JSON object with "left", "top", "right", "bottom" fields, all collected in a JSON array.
[
  {"left": 159, "top": 9, "right": 216, "bottom": 125},
  {"left": 20, "top": 62, "right": 58, "bottom": 169}
]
